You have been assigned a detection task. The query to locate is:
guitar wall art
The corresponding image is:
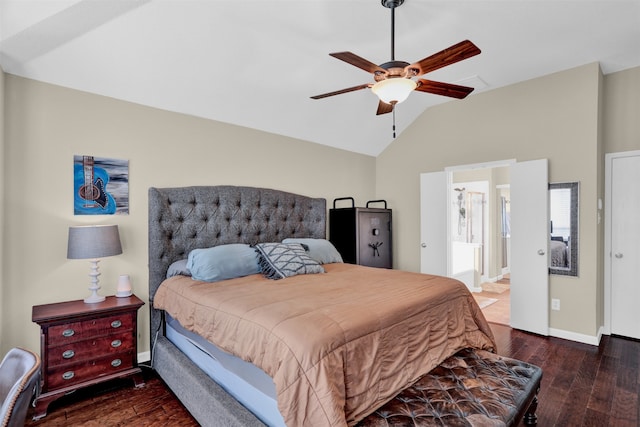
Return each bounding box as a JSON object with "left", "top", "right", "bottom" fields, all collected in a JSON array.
[{"left": 73, "top": 155, "right": 129, "bottom": 215}]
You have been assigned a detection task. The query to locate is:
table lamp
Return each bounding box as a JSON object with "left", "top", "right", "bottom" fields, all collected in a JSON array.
[{"left": 67, "top": 224, "right": 122, "bottom": 303}]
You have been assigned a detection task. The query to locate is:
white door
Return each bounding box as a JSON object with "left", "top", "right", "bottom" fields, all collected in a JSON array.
[
  {"left": 420, "top": 171, "right": 447, "bottom": 276},
  {"left": 420, "top": 160, "right": 549, "bottom": 336},
  {"left": 610, "top": 155, "right": 640, "bottom": 339},
  {"left": 510, "top": 159, "right": 549, "bottom": 335}
]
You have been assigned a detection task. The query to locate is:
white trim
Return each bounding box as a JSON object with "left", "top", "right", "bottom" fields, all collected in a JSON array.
[
  {"left": 549, "top": 326, "right": 602, "bottom": 346},
  {"left": 445, "top": 159, "right": 515, "bottom": 172},
  {"left": 603, "top": 150, "right": 640, "bottom": 336},
  {"left": 138, "top": 350, "right": 151, "bottom": 364}
]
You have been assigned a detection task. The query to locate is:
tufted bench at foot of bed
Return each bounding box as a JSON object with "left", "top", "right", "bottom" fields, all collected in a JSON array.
[{"left": 356, "top": 347, "right": 542, "bottom": 427}]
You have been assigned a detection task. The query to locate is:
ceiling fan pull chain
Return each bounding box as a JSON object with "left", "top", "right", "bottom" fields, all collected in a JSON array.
[{"left": 392, "top": 108, "right": 397, "bottom": 138}]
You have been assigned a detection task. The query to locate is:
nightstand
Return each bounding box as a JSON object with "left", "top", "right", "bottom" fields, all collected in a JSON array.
[{"left": 31, "top": 295, "right": 145, "bottom": 420}]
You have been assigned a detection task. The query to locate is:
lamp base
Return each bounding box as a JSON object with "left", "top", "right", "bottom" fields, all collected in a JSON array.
[
  {"left": 84, "top": 259, "right": 106, "bottom": 304},
  {"left": 84, "top": 292, "right": 106, "bottom": 304}
]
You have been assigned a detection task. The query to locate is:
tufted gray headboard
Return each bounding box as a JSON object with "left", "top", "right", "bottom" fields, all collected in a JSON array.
[{"left": 148, "top": 185, "right": 327, "bottom": 344}]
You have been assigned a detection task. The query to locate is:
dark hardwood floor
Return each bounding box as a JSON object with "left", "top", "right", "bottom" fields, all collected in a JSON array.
[{"left": 26, "top": 323, "right": 640, "bottom": 426}]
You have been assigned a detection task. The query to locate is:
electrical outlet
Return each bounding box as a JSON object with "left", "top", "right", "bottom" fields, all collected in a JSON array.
[{"left": 551, "top": 299, "right": 561, "bottom": 311}]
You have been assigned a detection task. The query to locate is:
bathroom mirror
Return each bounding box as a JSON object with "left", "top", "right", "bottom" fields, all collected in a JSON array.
[{"left": 549, "top": 182, "right": 579, "bottom": 276}]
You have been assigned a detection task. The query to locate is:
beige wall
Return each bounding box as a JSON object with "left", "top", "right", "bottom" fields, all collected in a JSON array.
[
  {"left": 376, "top": 63, "right": 603, "bottom": 338},
  {"left": 603, "top": 66, "right": 640, "bottom": 153},
  {"left": 1, "top": 75, "right": 376, "bottom": 355}
]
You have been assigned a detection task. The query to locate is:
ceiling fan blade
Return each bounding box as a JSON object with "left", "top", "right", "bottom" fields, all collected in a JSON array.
[
  {"left": 407, "top": 40, "right": 481, "bottom": 76},
  {"left": 376, "top": 100, "right": 394, "bottom": 115},
  {"left": 310, "top": 84, "right": 371, "bottom": 100},
  {"left": 415, "top": 79, "right": 475, "bottom": 99},
  {"left": 329, "top": 52, "right": 387, "bottom": 74}
]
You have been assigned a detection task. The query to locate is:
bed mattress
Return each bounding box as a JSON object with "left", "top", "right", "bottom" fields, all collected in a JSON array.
[{"left": 165, "top": 313, "right": 285, "bottom": 426}]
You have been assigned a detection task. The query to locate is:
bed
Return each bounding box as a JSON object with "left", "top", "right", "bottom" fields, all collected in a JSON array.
[
  {"left": 550, "top": 239, "right": 568, "bottom": 267},
  {"left": 148, "top": 185, "right": 496, "bottom": 427}
]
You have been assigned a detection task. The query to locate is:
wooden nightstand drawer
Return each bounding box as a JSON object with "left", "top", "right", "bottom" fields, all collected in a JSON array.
[
  {"left": 48, "top": 313, "right": 134, "bottom": 346},
  {"left": 48, "top": 332, "right": 135, "bottom": 367},
  {"left": 47, "top": 351, "right": 135, "bottom": 389}
]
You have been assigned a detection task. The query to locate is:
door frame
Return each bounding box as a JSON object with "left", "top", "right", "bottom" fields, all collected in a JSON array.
[
  {"left": 603, "top": 150, "right": 640, "bottom": 335},
  {"left": 444, "top": 160, "right": 515, "bottom": 281},
  {"left": 421, "top": 158, "right": 550, "bottom": 336}
]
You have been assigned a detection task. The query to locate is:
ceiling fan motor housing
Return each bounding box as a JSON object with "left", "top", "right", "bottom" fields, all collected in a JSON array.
[{"left": 376, "top": 60, "right": 413, "bottom": 82}]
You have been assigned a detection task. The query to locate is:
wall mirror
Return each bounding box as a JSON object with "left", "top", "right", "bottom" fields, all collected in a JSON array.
[{"left": 549, "top": 182, "right": 579, "bottom": 276}]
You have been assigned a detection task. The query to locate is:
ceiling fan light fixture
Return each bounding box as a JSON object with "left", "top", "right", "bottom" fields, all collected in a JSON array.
[{"left": 371, "top": 78, "right": 417, "bottom": 105}]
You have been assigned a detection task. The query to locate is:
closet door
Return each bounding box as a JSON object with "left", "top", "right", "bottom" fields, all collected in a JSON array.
[
  {"left": 609, "top": 154, "right": 640, "bottom": 339},
  {"left": 420, "top": 171, "right": 448, "bottom": 276}
]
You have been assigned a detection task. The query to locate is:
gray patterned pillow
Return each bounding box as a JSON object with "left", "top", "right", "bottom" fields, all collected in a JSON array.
[{"left": 255, "top": 243, "right": 325, "bottom": 280}]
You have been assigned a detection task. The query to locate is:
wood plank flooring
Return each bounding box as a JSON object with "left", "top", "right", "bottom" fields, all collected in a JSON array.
[
  {"left": 475, "top": 276, "right": 511, "bottom": 325},
  {"left": 26, "top": 324, "right": 640, "bottom": 426}
]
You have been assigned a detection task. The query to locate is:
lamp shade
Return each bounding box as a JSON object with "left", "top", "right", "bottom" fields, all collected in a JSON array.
[
  {"left": 371, "top": 78, "right": 417, "bottom": 105},
  {"left": 67, "top": 225, "right": 122, "bottom": 260}
]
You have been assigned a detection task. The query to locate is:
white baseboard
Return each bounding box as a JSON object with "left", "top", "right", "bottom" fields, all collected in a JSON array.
[
  {"left": 138, "top": 351, "right": 151, "bottom": 364},
  {"left": 548, "top": 327, "right": 603, "bottom": 346}
]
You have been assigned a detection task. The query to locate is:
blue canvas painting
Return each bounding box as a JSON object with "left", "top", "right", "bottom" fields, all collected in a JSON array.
[{"left": 73, "top": 155, "right": 129, "bottom": 215}]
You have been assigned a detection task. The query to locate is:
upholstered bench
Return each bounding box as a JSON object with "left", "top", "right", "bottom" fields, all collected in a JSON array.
[{"left": 356, "top": 348, "right": 542, "bottom": 426}]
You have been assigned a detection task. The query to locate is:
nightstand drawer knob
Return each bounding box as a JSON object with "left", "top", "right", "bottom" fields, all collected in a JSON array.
[
  {"left": 111, "top": 359, "right": 122, "bottom": 368},
  {"left": 62, "top": 328, "right": 75, "bottom": 337},
  {"left": 62, "top": 371, "right": 75, "bottom": 380},
  {"left": 111, "top": 320, "right": 122, "bottom": 328},
  {"left": 111, "top": 340, "right": 122, "bottom": 348},
  {"left": 62, "top": 350, "right": 75, "bottom": 359}
]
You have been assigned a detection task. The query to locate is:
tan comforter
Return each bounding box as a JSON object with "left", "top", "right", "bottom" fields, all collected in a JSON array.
[{"left": 154, "top": 263, "right": 496, "bottom": 427}]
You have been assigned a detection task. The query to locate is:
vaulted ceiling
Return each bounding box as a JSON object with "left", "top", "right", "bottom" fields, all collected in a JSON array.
[{"left": 1, "top": 1, "right": 639, "bottom": 156}]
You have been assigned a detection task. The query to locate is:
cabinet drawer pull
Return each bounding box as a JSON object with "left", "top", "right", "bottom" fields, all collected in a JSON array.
[
  {"left": 111, "top": 359, "right": 122, "bottom": 368},
  {"left": 62, "top": 328, "right": 75, "bottom": 337},
  {"left": 62, "top": 349, "right": 75, "bottom": 359},
  {"left": 62, "top": 371, "right": 75, "bottom": 380},
  {"left": 111, "top": 340, "right": 122, "bottom": 348},
  {"left": 110, "top": 320, "right": 122, "bottom": 328}
]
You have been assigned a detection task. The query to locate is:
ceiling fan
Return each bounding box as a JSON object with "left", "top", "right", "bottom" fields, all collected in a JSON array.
[{"left": 310, "top": 0, "right": 481, "bottom": 115}]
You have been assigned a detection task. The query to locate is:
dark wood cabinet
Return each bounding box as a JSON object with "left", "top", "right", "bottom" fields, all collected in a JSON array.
[
  {"left": 329, "top": 198, "right": 393, "bottom": 269},
  {"left": 31, "top": 295, "right": 145, "bottom": 420}
]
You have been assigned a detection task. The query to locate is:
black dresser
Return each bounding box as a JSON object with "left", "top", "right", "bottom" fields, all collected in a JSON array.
[{"left": 329, "top": 198, "right": 392, "bottom": 269}]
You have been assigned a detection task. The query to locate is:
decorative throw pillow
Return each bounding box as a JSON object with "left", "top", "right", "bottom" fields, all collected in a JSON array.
[
  {"left": 282, "top": 238, "right": 344, "bottom": 264},
  {"left": 166, "top": 259, "right": 191, "bottom": 278},
  {"left": 187, "top": 244, "right": 260, "bottom": 282},
  {"left": 255, "top": 243, "right": 325, "bottom": 280}
]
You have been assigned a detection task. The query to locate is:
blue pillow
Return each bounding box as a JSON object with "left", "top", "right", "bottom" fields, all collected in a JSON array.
[
  {"left": 187, "top": 244, "right": 260, "bottom": 282},
  {"left": 282, "top": 238, "right": 343, "bottom": 264},
  {"left": 166, "top": 259, "right": 191, "bottom": 278},
  {"left": 255, "top": 243, "right": 325, "bottom": 280}
]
